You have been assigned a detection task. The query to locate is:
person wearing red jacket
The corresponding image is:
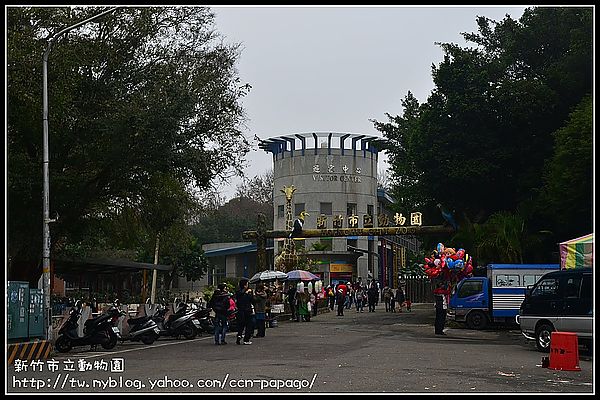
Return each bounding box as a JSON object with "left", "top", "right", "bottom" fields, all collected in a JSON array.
[{"left": 335, "top": 282, "right": 348, "bottom": 316}]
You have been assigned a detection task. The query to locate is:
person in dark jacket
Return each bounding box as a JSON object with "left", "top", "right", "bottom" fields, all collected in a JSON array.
[
  {"left": 253, "top": 283, "right": 268, "bottom": 338},
  {"left": 433, "top": 282, "right": 450, "bottom": 335},
  {"left": 389, "top": 288, "right": 396, "bottom": 312},
  {"left": 235, "top": 279, "right": 254, "bottom": 345},
  {"left": 208, "top": 283, "right": 230, "bottom": 345},
  {"left": 327, "top": 286, "right": 336, "bottom": 310},
  {"left": 395, "top": 286, "right": 406, "bottom": 313},
  {"left": 311, "top": 288, "right": 318, "bottom": 317},
  {"left": 367, "top": 282, "right": 378, "bottom": 312},
  {"left": 286, "top": 285, "right": 298, "bottom": 321}
]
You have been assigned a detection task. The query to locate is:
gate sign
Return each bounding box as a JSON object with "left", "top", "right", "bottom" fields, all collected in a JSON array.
[{"left": 313, "top": 212, "right": 423, "bottom": 229}]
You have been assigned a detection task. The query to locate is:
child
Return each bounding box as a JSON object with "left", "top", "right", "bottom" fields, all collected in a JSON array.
[{"left": 405, "top": 299, "right": 412, "bottom": 312}]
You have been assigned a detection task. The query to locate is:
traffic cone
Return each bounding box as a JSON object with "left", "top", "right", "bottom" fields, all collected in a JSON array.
[{"left": 548, "top": 332, "right": 581, "bottom": 371}]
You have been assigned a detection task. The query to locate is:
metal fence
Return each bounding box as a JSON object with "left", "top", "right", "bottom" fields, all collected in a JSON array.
[{"left": 399, "top": 274, "right": 434, "bottom": 303}]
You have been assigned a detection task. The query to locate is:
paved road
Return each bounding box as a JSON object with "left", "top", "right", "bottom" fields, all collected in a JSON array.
[{"left": 7, "top": 303, "right": 594, "bottom": 394}]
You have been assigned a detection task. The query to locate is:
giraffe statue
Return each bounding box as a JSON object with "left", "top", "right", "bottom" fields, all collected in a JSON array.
[{"left": 274, "top": 185, "right": 300, "bottom": 272}]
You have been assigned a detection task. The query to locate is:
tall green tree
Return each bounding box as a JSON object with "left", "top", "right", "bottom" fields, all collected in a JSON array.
[
  {"left": 538, "top": 95, "right": 593, "bottom": 240},
  {"left": 134, "top": 173, "right": 209, "bottom": 288},
  {"left": 192, "top": 196, "right": 273, "bottom": 246},
  {"left": 8, "top": 7, "right": 251, "bottom": 281},
  {"left": 372, "top": 91, "right": 427, "bottom": 211},
  {"left": 374, "top": 7, "right": 592, "bottom": 258}
]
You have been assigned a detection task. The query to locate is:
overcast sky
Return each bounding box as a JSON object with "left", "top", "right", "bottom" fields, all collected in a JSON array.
[{"left": 210, "top": 6, "right": 527, "bottom": 199}]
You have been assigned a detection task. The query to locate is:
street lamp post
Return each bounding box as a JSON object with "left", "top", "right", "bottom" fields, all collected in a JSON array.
[{"left": 42, "top": 7, "right": 118, "bottom": 341}]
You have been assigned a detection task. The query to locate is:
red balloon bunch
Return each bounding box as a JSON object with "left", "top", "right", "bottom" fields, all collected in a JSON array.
[{"left": 423, "top": 242, "right": 474, "bottom": 282}]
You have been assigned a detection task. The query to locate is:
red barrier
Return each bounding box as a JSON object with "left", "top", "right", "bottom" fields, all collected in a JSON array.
[{"left": 548, "top": 331, "right": 581, "bottom": 371}]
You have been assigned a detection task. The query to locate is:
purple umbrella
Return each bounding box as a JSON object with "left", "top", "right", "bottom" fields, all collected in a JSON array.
[{"left": 286, "top": 269, "right": 321, "bottom": 281}]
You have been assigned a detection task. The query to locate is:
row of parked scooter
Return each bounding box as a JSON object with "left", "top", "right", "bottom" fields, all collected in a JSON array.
[{"left": 55, "top": 298, "right": 221, "bottom": 353}]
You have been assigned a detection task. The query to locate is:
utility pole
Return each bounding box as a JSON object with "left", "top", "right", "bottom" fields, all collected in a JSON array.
[
  {"left": 150, "top": 234, "right": 160, "bottom": 304},
  {"left": 42, "top": 7, "right": 118, "bottom": 341}
]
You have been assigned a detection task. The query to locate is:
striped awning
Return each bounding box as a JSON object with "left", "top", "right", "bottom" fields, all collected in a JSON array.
[{"left": 559, "top": 234, "right": 593, "bottom": 269}]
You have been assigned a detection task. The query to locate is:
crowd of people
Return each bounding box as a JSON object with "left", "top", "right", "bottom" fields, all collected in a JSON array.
[
  {"left": 208, "top": 279, "right": 284, "bottom": 346},
  {"left": 285, "top": 283, "right": 323, "bottom": 322},
  {"left": 318, "top": 278, "right": 412, "bottom": 316},
  {"left": 208, "top": 276, "right": 447, "bottom": 346}
]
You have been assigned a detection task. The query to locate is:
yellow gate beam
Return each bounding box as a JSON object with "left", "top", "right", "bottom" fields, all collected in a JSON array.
[{"left": 243, "top": 225, "right": 454, "bottom": 240}]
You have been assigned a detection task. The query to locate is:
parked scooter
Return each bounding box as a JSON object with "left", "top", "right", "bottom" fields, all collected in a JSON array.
[
  {"left": 55, "top": 300, "right": 125, "bottom": 353},
  {"left": 189, "top": 303, "right": 215, "bottom": 334},
  {"left": 151, "top": 299, "right": 200, "bottom": 340},
  {"left": 122, "top": 311, "right": 161, "bottom": 345}
]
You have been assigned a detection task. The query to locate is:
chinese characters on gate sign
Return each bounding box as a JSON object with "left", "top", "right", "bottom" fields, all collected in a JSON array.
[{"left": 314, "top": 212, "right": 423, "bottom": 229}]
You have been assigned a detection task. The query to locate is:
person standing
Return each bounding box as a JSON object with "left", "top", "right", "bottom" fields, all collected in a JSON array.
[
  {"left": 433, "top": 282, "right": 450, "bottom": 335},
  {"left": 310, "top": 288, "right": 318, "bottom": 317},
  {"left": 395, "top": 286, "right": 406, "bottom": 313},
  {"left": 235, "top": 279, "right": 254, "bottom": 345},
  {"left": 367, "top": 281, "right": 378, "bottom": 312},
  {"left": 383, "top": 287, "right": 391, "bottom": 312},
  {"left": 354, "top": 285, "right": 364, "bottom": 313},
  {"left": 227, "top": 293, "right": 237, "bottom": 331},
  {"left": 253, "top": 283, "right": 268, "bottom": 338},
  {"left": 327, "top": 286, "right": 336, "bottom": 310},
  {"left": 389, "top": 288, "right": 396, "bottom": 313},
  {"left": 286, "top": 284, "right": 297, "bottom": 322},
  {"left": 336, "top": 282, "right": 348, "bottom": 316},
  {"left": 346, "top": 284, "right": 354, "bottom": 309},
  {"left": 208, "top": 283, "right": 230, "bottom": 345},
  {"left": 297, "top": 287, "right": 311, "bottom": 322}
]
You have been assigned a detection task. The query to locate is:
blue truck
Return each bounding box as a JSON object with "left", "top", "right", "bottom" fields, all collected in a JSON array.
[{"left": 448, "top": 264, "right": 560, "bottom": 329}]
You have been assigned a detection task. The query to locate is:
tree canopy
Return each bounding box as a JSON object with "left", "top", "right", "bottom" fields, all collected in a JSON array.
[
  {"left": 373, "top": 7, "right": 592, "bottom": 262},
  {"left": 235, "top": 169, "right": 274, "bottom": 206},
  {"left": 8, "top": 7, "right": 251, "bottom": 281}
]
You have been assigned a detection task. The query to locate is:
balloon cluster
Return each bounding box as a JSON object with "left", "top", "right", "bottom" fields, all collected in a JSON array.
[{"left": 424, "top": 242, "right": 473, "bottom": 282}]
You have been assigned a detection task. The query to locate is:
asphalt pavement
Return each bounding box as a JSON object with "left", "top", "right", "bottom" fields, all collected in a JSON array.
[{"left": 6, "top": 302, "right": 594, "bottom": 394}]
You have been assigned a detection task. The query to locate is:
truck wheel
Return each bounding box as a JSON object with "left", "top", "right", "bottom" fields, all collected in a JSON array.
[
  {"left": 535, "top": 323, "right": 554, "bottom": 352},
  {"left": 466, "top": 310, "right": 488, "bottom": 330}
]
